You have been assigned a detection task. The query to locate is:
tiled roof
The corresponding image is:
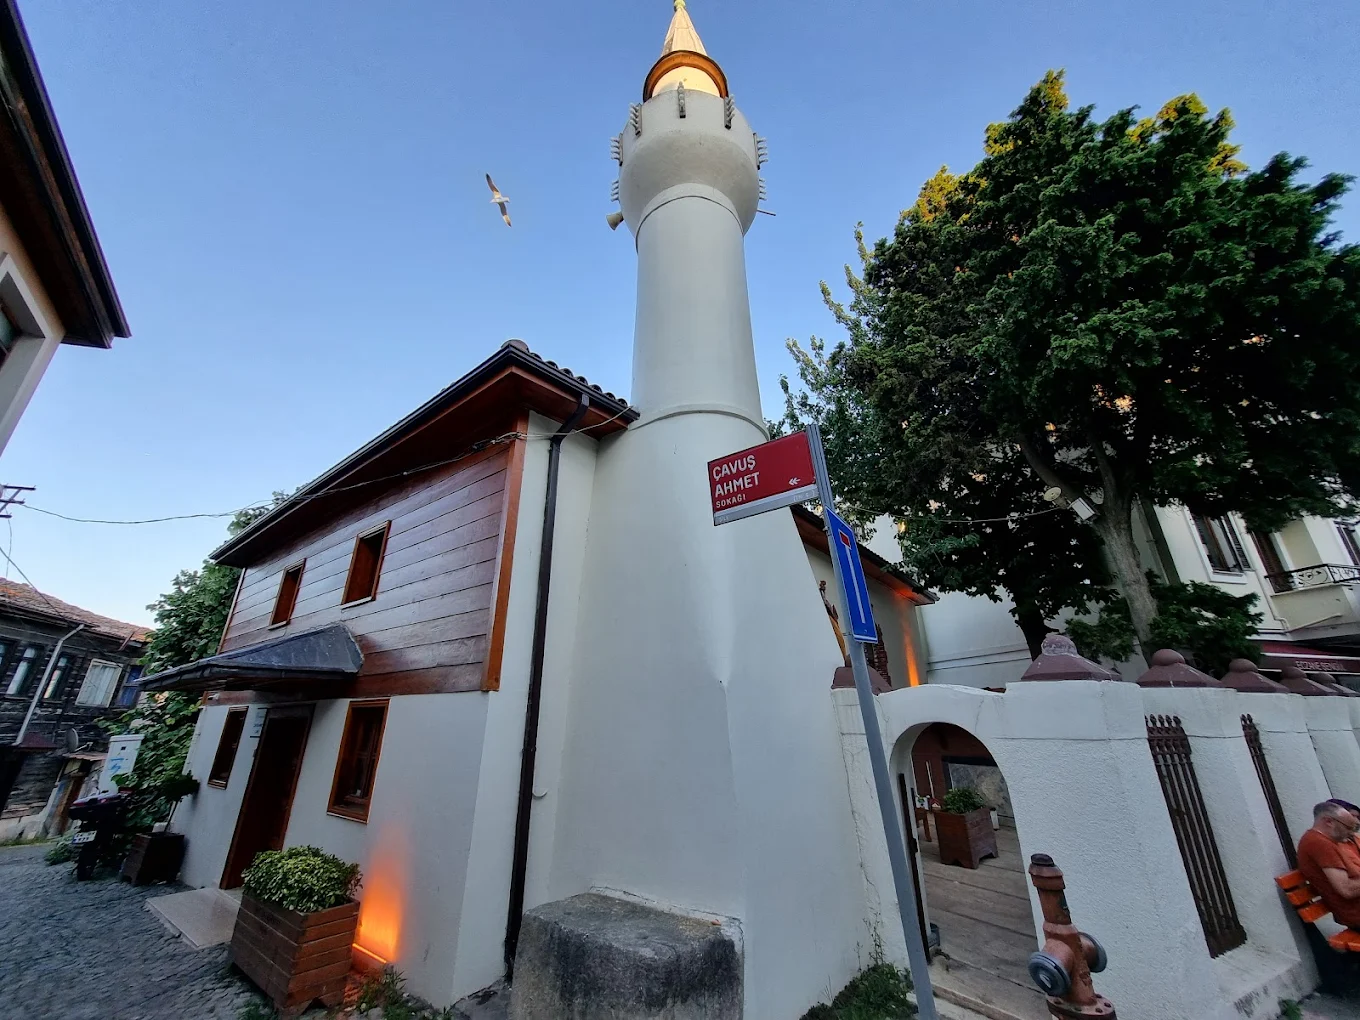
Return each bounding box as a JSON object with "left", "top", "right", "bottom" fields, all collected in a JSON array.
[
  {"left": 501, "top": 339, "right": 630, "bottom": 406},
  {"left": 0, "top": 580, "right": 150, "bottom": 643}
]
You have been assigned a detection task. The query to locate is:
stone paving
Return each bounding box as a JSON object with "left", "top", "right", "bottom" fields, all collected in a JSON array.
[{"left": 0, "top": 843, "right": 258, "bottom": 1019}]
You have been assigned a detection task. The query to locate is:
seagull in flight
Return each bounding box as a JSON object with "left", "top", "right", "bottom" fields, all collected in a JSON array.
[{"left": 486, "top": 174, "right": 511, "bottom": 227}]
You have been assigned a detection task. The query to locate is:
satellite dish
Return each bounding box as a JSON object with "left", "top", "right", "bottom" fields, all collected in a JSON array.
[
  {"left": 64, "top": 727, "right": 81, "bottom": 754},
  {"left": 1042, "top": 487, "right": 1063, "bottom": 503}
]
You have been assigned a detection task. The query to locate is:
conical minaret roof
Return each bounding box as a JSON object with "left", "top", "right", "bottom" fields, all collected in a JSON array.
[
  {"left": 644, "top": 1, "right": 728, "bottom": 100},
  {"left": 661, "top": 0, "right": 708, "bottom": 56}
]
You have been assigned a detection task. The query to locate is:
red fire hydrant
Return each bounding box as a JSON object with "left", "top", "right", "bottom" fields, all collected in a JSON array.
[{"left": 1027, "top": 853, "right": 1116, "bottom": 1018}]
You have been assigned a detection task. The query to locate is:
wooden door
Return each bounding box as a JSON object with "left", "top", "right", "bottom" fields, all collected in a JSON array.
[{"left": 221, "top": 708, "right": 312, "bottom": 888}]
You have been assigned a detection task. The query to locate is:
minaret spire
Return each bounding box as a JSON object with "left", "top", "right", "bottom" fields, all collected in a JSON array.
[
  {"left": 661, "top": 0, "right": 708, "bottom": 57},
  {"left": 644, "top": 0, "right": 726, "bottom": 99}
]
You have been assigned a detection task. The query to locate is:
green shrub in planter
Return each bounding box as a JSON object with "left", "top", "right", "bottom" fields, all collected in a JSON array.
[
  {"left": 941, "top": 786, "right": 986, "bottom": 815},
  {"left": 241, "top": 846, "right": 360, "bottom": 914}
]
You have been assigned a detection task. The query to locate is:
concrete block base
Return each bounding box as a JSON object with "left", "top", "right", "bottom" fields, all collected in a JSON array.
[{"left": 509, "top": 893, "right": 742, "bottom": 1019}]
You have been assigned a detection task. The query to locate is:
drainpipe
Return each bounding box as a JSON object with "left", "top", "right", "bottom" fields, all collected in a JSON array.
[
  {"left": 15, "top": 624, "right": 85, "bottom": 747},
  {"left": 504, "top": 394, "right": 590, "bottom": 976}
]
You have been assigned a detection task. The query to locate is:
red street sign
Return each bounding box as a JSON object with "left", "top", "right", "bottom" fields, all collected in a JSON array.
[{"left": 709, "top": 431, "right": 819, "bottom": 526}]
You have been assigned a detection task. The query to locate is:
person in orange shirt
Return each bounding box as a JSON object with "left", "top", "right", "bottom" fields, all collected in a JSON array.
[
  {"left": 1329, "top": 799, "right": 1360, "bottom": 871},
  {"left": 1299, "top": 801, "right": 1360, "bottom": 930}
]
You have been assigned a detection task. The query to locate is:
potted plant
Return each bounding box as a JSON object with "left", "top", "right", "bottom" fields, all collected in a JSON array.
[
  {"left": 120, "top": 774, "right": 198, "bottom": 885},
  {"left": 935, "top": 786, "right": 998, "bottom": 869},
  {"left": 231, "top": 846, "right": 362, "bottom": 1016}
]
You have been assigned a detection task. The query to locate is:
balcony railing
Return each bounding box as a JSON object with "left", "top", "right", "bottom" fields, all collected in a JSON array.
[{"left": 1265, "top": 563, "right": 1360, "bottom": 594}]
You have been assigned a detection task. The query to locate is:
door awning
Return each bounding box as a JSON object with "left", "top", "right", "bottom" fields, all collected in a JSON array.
[
  {"left": 140, "top": 624, "right": 364, "bottom": 693},
  {"left": 1258, "top": 641, "right": 1360, "bottom": 676}
]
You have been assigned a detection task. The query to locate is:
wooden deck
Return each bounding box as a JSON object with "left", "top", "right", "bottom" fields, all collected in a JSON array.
[{"left": 920, "top": 824, "right": 1049, "bottom": 1020}]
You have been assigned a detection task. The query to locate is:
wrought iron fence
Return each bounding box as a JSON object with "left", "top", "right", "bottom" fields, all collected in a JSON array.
[
  {"left": 1265, "top": 563, "right": 1360, "bottom": 594},
  {"left": 1241, "top": 714, "right": 1296, "bottom": 869},
  {"left": 1146, "top": 714, "right": 1248, "bottom": 957}
]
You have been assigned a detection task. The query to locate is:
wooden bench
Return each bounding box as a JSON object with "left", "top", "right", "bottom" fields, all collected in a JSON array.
[{"left": 1276, "top": 870, "right": 1360, "bottom": 952}]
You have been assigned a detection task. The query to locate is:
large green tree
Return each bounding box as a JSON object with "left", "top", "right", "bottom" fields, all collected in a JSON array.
[
  {"left": 110, "top": 502, "right": 279, "bottom": 831},
  {"left": 782, "top": 335, "right": 1114, "bottom": 657},
  {"left": 811, "top": 71, "right": 1360, "bottom": 660}
]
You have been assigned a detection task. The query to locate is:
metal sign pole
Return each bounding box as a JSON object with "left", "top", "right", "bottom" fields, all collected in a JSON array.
[{"left": 805, "top": 423, "right": 939, "bottom": 1020}]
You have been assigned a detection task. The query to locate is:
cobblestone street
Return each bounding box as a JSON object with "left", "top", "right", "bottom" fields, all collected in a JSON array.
[{"left": 0, "top": 844, "right": 257, "bottom": 1020}]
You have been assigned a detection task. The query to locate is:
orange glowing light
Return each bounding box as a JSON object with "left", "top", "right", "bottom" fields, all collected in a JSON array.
[
  {"left": 356, "top": 884, "right": 403, "bottom": 962},
  {"left": 355, "top": 827, "right": 410, "bottom": 964}
]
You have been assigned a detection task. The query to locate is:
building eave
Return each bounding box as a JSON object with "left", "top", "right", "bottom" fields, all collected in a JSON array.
[
  {"left": 0, "top": 0, "right": 128, "bottom": 346},
  {"left": 791, "top": 504, "right": 937, "bottom": 605},
  {"left": 212, "top": 341, "right": 636, "bottom": 567}
]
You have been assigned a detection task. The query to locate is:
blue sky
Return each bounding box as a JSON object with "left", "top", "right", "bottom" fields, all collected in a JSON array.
[{"left": 4, "top": 0, "right": 1358, "bottom": 626}]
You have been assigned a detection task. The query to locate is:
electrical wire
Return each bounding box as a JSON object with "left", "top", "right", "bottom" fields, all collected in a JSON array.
[
  {"left": 20, "top": 407, "right": 638, "bottom": 528},
  {"left": 0, "top": 543, "right": 79, "bottom": 620}
]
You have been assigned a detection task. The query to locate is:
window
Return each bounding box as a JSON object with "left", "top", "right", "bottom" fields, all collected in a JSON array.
[
  {"left": 1339, "top": 524, "right": 1360, "bottom": 567},
  {"left": 0, "top": 304, "right": 17, "bottom": 371},
  {"left": 207, "top": 708, "right": 248, "bottom": 787},
  {"left": 270, "top": 561, "right": 305, "bottom": 627},
  {"left": 75, "top": 660, "right": 123, "bottom": 707},
  {"left": 342, "top": 523, "right": 390, "bottom": 605},
  {"left": 5, "top": 646, "right": 39, "bottom": 696},
  {"left": 42, "top": 653, "right": 73, "bottom": 700},
  {"left": 114, "top": 664, "right": 144, "bottom": 708},
  {"left": 1193, "top": 514, "right": 1249, "bottom": 573},
  {"left": 328, "top": 700, "right": 388, "bottom": 821},
  {"left": 1252, "top": 531, "right": 1291, "bottom": 592}
]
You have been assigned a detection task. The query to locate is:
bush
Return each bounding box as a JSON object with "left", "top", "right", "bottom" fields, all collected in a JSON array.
[
  {"left": 1067, "top": 577, "right": 1261, "bottom": 677},
  {"left": 241, "top": 846, "right": 360, "bottom": 914},
  {"left": 798, "top": 962, "right": 915, "bottom": 1019},
  {"left": 941, "top": 787, "right": 986, "bottom": 814},
  {"left": 45, "top": 835, "right": 77, "bottom": 865}
]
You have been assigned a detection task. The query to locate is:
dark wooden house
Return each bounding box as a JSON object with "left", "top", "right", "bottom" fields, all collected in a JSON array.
[{"left": 0, "top": 580, "right": 149, "bottom": 840}]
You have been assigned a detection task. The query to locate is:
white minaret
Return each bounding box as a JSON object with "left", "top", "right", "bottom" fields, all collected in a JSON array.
[{"left": 551, "top": 6, "right": 873, "bottom": 1017}]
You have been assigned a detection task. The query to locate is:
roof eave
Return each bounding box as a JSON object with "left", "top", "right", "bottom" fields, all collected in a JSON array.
[
  {"left": 0, "top": 0, "right": 128, "bottom": 345},
  {"left": 212, "top": 342, "right": 635, "bottom": 566}
]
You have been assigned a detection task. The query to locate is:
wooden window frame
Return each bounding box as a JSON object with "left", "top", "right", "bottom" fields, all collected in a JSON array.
[
  {"left": 1193, "top": 513, "right": 1248, "bottom": 574},
  {"left": 269, "top": 560, "right": 306, "bottom": 628},
  {"left": 341, "top": 522, "right": 391, "bottom": 607},
  {"left": 74, "top": 659, "right": 123, "bottom": 707},
  {"left": 5, "top": 645, "right": 39, "bottom": 697},
  {"left": 1338, "top": 523, "right": 1360, "bottom": 567},
  {"left": 42, "top": 653, "right": 73, "bottom": 700},
  {"left": 327, "top": 699, "right": 388, "bottom": 822},
  {"left": 207, "top": 707, "right": 249, "bottom": 788}
]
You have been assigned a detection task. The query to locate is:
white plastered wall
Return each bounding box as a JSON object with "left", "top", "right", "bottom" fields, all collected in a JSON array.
[
  {"left": 176, "top": 693, "right": 493, "bottom": 1008},
  {"left": 803, "top": 543, "right": 918, "bottom": 689},
  {"left": 1303, "top": 696, "right": 1360, "bottom": 800},
  {"left": 869, "top": 681, "right": 1247, "bottom": 1020},
  {"left": 1141, "top": 687, "right": 1315, "bottom": 1013},
  {"left": 0, "top": 208, "right": 65, "bottom": 454},
  {"left": 176, "top": 703, "right": 269, "bottom": 888},
  {"left": 919, "top": 590, "right": 1031, "bottom": 688},
  {"left": 448, "top": 416, "right": 601, "bottom": 1002},
  {"left": 1239, "top": 693, "right": 1334, "bottom": 842},
  {"left": 551, "top": 413, "right": 872, "bottom": 1020}
]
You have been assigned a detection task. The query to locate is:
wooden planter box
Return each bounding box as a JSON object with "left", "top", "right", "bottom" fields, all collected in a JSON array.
[
  {"left": 935, "top": 807, "right": 998, "bottom": 869},
  {"left": 120, "top": 833, "right": 185, "bottom": 886},
  {"left": 230, "top": 891, "right": 358, "bottom": 1016}
]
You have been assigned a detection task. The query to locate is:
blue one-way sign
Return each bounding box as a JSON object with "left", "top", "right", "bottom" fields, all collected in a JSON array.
[{"left": 824, "top": 507, "right": 877, "bottom": 643}]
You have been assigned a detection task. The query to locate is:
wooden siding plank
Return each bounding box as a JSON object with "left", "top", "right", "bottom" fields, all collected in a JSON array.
[{"left": 482, "top": 425, "right": 528, "bottom": 692}]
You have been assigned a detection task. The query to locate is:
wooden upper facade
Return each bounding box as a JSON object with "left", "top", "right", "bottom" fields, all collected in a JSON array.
[{"left": 195, "top": 341, "right": 634, "bottom": 702}]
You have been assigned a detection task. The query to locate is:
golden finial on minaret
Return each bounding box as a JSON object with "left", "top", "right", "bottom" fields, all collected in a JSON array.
[{"left": 646, "top": 0, "right": 727, "bottom": 99}]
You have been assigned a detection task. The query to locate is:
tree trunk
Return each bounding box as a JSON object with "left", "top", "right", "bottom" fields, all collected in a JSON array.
[
  {"left": 1091, "top": 503, "right": 1158, "bottom": 665},
  {"left": 1014, "top": 603, "right": 1052, "bottom": 660}
]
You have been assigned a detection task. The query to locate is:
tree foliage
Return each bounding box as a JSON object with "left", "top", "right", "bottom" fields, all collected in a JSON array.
[
  {"left": 782, "top": 336, "right": 1114, "bottom": 656},
  {"left": 798, "top": 70, "right": 1360, "bottom": 661},
  {"left": 1067, "top": 579, "right": 1262, "bottom": 678},
  {"left": 107, "top": 502, "right": 281, "bottom": 832}
]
